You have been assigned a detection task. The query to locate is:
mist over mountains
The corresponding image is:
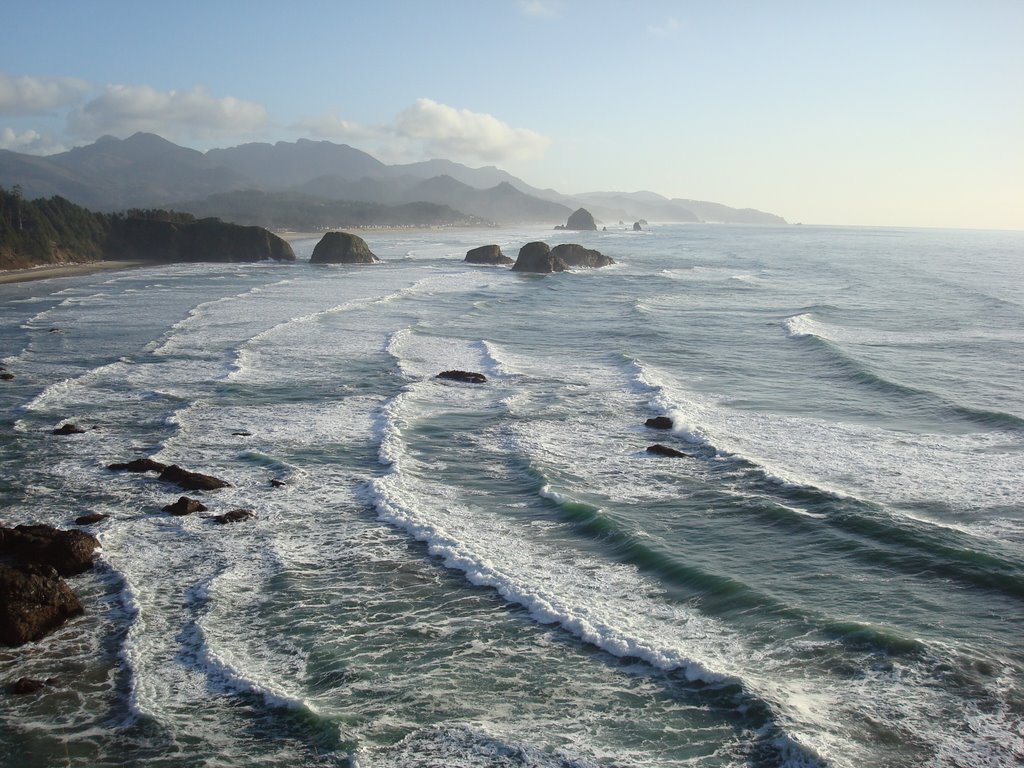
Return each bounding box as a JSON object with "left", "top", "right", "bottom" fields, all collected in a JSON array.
[{"left": 0, "top": 133, "right": 786, "bottom": 228}]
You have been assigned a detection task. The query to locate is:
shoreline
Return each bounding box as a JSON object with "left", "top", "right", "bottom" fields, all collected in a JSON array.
[{"left": 0, "top": 261, "right": 152, "bottom": 286}]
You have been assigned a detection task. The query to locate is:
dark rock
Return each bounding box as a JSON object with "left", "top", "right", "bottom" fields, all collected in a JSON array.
[
  {"left": 436, "top": 370, "right": 487, "bottom": 384},
  {"left": 106, "top": 217, "right": 295, "bottom": 264},
  {"left": 511, "top": 242, "right": 565, "bottom": 274},
  {"left": 231, "top": 431, "right": 253, "bottom": 437},
  {"left": 550, "top": 243, "right": 615, "bottom": 269},
  {"left": 645, "top": 416, "right": 674, "bottom": 430},
  {"left": 310, "top": 232, "right": 380, "bottom": 264},
  {"left": 0, "top": 525, "right": 100, "bottom": 576},
  {"left": 0, "top": 373, "right": 14, "bottom": 381},
  {"left": 162, "top": 496, "right": 208, "bottom": 516},
  {"left": 158, "top": 465, "right": 230, "bottom": 491},
  {"left": 52, "top": 422, "right": 86, "bottom": 435},
  {"left": 107, "top": 458, "right": 168, "bottom": 473},
  {"left": 74, "top": 513, "right": 108, "bottom": 526},
  {"left": 11, "top": 677, "right": 46, "bottom": 694},
  {"left": 214, "top": 509, "right": 255, "bottom": 525},
  {"left": 646, "top": 444, "right": 690, "bottom": 458},
  {"left": 633, "top": 221, "right": 642, "bottom": 231},
  {"left": 464, "top": 245, "right": 512, "bottom": 265},
  {"left": 48, "top": 327, "right": 62, "bottom": 333},
  {"left": 0, "top": 563, "right": 84, "bottom": 646},
  {"left": 565, "top": 208, "right": 598, "bottom": 231},
  {"left": 270, "top": 479, "right": 287, "bottom": 488}
]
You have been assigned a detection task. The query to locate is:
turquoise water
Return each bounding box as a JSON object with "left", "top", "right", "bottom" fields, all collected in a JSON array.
[{"left": 1, "top": 224, "right": 1021, "bottom": 767}]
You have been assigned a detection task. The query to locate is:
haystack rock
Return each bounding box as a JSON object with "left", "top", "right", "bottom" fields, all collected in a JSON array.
[
  {"left": 550, "top": 244, "right": 614, "bottom": 268},
  {"left": 310, "top": 232, "right": 380, "bottom": 264},
  {"left": 565, "top": 208, "right": 598, "bottom": 231},
  {"left": 465, "top": 245, "right": 512, "bottom": 265},
  {"left": 633, "top": 221, "right": 642, "bottom": 231},
  {"left": 511, "top": 242, "right": 565, "bottom": 274}
]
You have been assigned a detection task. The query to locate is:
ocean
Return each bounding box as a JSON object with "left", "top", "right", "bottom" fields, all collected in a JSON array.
[{"left": 0, "top": 223, "right": 1021, "bottom": 767}]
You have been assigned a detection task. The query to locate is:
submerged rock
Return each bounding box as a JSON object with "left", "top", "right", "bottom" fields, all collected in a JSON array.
[
  {"left": 162, "top": 496, "right": 208, "bottom": 516},
  {"left": 310, "top": 232, "right": 380, "bottom": 264},
  {"left": 645, "top": 416, "right": 674, "bottom": 430},
  {"left": 74, "top": 513, "right": 108, "bottom": 526},
  {"left": 52, "top": 422, "right": 86, "bottom": 435},
  {"left": 464, "top": 245, "right": 512, "bottom": 265},
  {"left": 0, "top": 564, "right": 84, "bottom": 647},
  {"left": 214, "top": 509, "right": 255, "bottom": 525},
  {"left": 0, "top": 524, "right": 100, "bottom": 576},
  {"left": 565, "top": 208, "right": 598, "bottom": 231},
  {"left": 436, "top": 370, "right": 487, "bottom": 384},
  {"left": 158, "top": 465, "right": 231, "bottom": 491},
  {"left": 646, "top": 444, "right": 690, "bottom": 458},
  {"left": 107, "top": 457, "right": 167, "bottom": 473}
]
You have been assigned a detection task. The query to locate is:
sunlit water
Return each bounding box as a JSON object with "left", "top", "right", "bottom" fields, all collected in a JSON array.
[{"left": 1, "top": 224, "right": 1022, "bottom": 767}]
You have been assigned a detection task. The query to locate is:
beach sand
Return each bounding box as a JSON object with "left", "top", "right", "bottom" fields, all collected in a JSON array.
[{"left": 0, "top": 261, "right": 151, "bottom": 286}]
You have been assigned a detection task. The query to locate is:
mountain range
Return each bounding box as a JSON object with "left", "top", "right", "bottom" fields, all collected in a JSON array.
[{"left": 0, "top": 133, "right": 787, "bottom": 228}]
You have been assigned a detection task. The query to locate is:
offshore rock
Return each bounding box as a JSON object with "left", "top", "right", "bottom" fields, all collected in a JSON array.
[
  {"left": 464, "top": 244, "right": 512, "bottom": 265},
  {"left": 565, "top": 208, "right": 598, "bottom": 231},
  {"left": 550, "top": 243, "right": 614, "bottom": 268},
  {"left": 74, "top": 513, "right": 108, "bottom": 526},
  {"left": 310, "top": 232, "right": 380, "bottom": 264},
  {"left": 162, "top": 496, "right": 208, "bottom": 516},
  {"left": 0, "top": 525, "right": 100, "bottom": 576},
  {"left": 52, "top": 422, "right": 86, "bottom": 435},
  {"left": 0, "top": 564, "right": 84, "bottom": 647},
  {"left": 437, "top": 370, "right": 487, "bottom": 384},
  {"left": 511, "top": 242, "right": 565, "bottom": 274},
  {"left": 633, "top": 221, "right": 642, "bottom": 231},
  {"left": 108, "top": 457, "right": 167, "bottom": 473},
  {"left": 645, "top": 416, "right": 674, "bottom": 430},
  {"left": 158, "top": 465, "right": 231, "bottom": 491},
  {"left": 214, "top": 509, "right": 255, "bottom": 525},
  {"left": 646, "top": 444, "right": 690, "bottom": 458}
]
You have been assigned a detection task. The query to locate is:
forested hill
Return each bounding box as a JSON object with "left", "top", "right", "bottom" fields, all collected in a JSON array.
[{"left": 0, "top": 187, "right": 293, "bottom": 270}]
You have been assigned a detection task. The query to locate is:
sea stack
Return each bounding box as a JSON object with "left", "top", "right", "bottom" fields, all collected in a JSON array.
[
  {"left": 310, "top": 232, "right": 380, "bottom": 264},
  {"left": 511, "top": 242, "right": 565, "bottom": 274},
  {"left": 564, "top": 208, "right": 598, "bottom": 231},
  {"left": 465, "top": 245, "right": 512, "bottom": 265},
  {"left": 550, "top": 244, "right": 614, "bottom": 268}
]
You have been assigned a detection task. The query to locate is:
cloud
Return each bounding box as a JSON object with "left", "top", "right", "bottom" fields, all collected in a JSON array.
[
  {"left": 0, "top": 73, "right": 90, "bottom": 115},
  {"left": 0, "top": 127, "right": 68, "bottom": 154},
  {"left": 648, "top": 17, "right": 681, "bottom": 37},
  {"left": 290, "top": 112, "right": 381, "bottom": 143},
  {"left": 67, "top": 84, "right": 269, "bottom": 140},
  {"left": 518, "top": 0, "right": 558, "bottom": 18},
  {"left": 394, "top": 98, "right": 550, "bottom": 162}
]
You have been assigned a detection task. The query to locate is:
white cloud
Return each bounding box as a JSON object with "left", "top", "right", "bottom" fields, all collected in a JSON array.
[
  {"left": 0, "top": 127, "right": 68, "bottom": 154},
  {"left": 67, "top": 84, "right": 269, "bottom": 140},
  {"left": 519, "top": 0, "right": 558, "bottom": 18},
  {"left": 290, "top": 112, "right": 381, "bottom": 143},
  {"left": 648, "top": 17, "right": 681, "bottom": 37},
  {"left": 394, "top": 98, "right": 550, "bottom": 162},
  {"left": 0, "top": 73, "right": 90, "bottom": 115}
]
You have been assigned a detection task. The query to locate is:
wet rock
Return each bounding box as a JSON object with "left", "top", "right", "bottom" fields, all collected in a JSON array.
[
  {"left": 162, "top": 496, "right": 208, "bottom": 516},
  {"left": 11, "top": 677, "right": 46, "bottom": 694},
  {"left": 633, "top": 221, "right": 642, "bottom": 231},
  {"left": 511, "top": 241, "right": 565, "bottom": 274},
  {"left": 158, "top": 465, "right": 230, "bottom": 491},
  {"left": 550, "top": 243, "right": 614, "bottom": 268},
  {"left": 74, "top": 513, "right": 108, "bottom": 526},
  {"left": 0, "top": 373, "right": 14, "bottom": 381},
  {"left": 52, "top": 422, "right": 86, "bottom": 435},
  {"left": 436, "top": 370, "right": 487, "bottom": 384},
  {"left": 270, "top": 479, "right": 287, "bottom": 488},
  {"left": 0, "top": 564, "right": 84, "bottom": 647},
  {"left": 465, "top": 245, "right": 512, "bottom": 265},
  {"left": 214, "top": 509, "right": 255, "bottom": 525},
  {"left": 310, "top": 232, "right": 379, "bottom": 264},
  {"left": 645, "top": 416, "right": 674, "bottom": 430},
  {"left": 0, "top": 524, "right": 100, "bottom": 576},
  {"left": 646, "top": 444, "right": 690, "bottom": 458},
  {"left": 231, "top": 431, "right": 253, "bottom": 437},
  {"left": 107, "top": 457, "right": 167, "bottom": 473}
]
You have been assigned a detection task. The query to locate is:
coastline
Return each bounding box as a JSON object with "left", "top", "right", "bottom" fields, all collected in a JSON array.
[{"left": 0, "top": 260, "right": 151, "bottom": 286}]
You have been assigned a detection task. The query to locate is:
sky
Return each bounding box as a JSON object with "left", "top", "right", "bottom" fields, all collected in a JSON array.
[{"left": 1, "top": 0, "right": 1022, "bottom": 230}]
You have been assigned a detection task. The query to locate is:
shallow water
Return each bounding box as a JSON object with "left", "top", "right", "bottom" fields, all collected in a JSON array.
[{"left": 1, "top": 224, "right": 1022, "bottom": 767}]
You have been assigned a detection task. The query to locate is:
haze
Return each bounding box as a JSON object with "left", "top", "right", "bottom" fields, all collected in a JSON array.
[{"left": 1, "top": 0, "right": 1021, "bottom": 230}]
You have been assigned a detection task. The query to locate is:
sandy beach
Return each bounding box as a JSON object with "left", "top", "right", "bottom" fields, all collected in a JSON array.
[{"left": 0, "top": 261, "right": 151, "bottom": 286}]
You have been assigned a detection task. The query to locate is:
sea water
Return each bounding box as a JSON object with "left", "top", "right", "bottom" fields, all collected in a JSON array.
[{"left": 0, "top": 224, "right": 1021, "bottom": 767}]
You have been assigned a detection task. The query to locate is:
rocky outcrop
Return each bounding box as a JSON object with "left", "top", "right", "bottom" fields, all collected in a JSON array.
[
  {"left": 74, "top": 513, "right": 108, "bottom": 526},
  {"left": 106, "top": 217, "right": 295, "bottom": 263},
  {"left": 550, "top": 244, "right": 614, "bottom": 268},
  {"left": 158, "top": 465, "right": 231, "bottom": 491},
  {"left": 511, "top": 242, "right": 565, "bottom": 274},
  {"left": 464, "top": 245, "right": 512, "bottom": 265},
  {"left": 0, "top": 525, "right": 100, "bottom": 576},
  {"left": 214, "top": 509, "right": 255, "bottom": 524},
  {"left": 565, "top": 208, "right": 598, "bottom": 231},
  {"left": 0, "top": 564, "right": 84, "bottom": 647},
  {"left": 52, "top": 422, "right": 86, "bottom": 435},
  {"left": 437, "top": 370, "right": 487, "bottom": 384},
  {"left": 108, "top": 458, "right": 167, "bottom": 473},
  {"left": 645, "top": 416, "right": 674, "bottom": 430},
  {"left": 633, "top": 221, "right": 642, "bottom": 231},
  {"left": 310, "top": 232, "right": 380, "bottom": 264},
  {"left": 162, "top": 496, "right": 208, "bottom": 516},
  {"left": 646, "top": 444, "right": 690, "bottom": 458}
]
